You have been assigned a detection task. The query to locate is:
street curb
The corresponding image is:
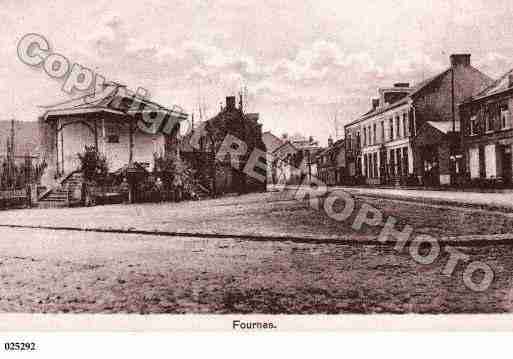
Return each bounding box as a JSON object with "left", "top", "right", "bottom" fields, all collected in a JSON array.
[
  {"left": 341, "top": 190, "right": 513, "bottom": 214},
  {"left": 1, "top": 223, "right": 513, "bottom": 247}
]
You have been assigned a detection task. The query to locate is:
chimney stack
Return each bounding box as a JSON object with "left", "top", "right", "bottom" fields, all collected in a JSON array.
[
  {"left": 450, "top": 54, "right": 471, "bottom": 67},
  {"left": 372, "top": 98, "right": 380, "bottom": 109},
  {"left": 226, "top": 96, "right": 236, "bottom": 110}
]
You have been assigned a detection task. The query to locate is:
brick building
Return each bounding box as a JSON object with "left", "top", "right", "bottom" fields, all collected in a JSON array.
[
  {"left": 194, "top": 96, "right": 267, "bottom": 194},
  {"left": 411, "top": 54, "right": 492, "bottom": 186},
  {"left": 345, "top": 54, "right": 493, "bottom": 186},
  {"left": 460, "top": 69, "right": 513, "bottom": 185}
]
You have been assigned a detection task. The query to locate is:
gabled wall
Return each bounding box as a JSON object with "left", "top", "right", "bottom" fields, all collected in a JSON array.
[{"left": 413, "top": 65, "right": 493, "bottom": 127}]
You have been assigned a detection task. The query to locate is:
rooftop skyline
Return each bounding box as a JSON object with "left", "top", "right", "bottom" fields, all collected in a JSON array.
[{"left": 2, "top": 0, "right": 513, "bottom": 145}]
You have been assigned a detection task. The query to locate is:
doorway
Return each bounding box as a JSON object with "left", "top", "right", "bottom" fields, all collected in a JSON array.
[
  {"left": 421, "top": 145, "right": 439, "bottom": 186},
  {"left": 501, "top": 145, "right": 512, "bottom": 185}
]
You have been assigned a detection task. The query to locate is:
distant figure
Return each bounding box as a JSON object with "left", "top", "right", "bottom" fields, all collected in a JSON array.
[
  {"left": 155, "top": 177, "right": 163, "bottom": 191},
  {"left": 155, "top": 177, "right": 164, "bottom": 202},
  {"left": 120, "top": 178, "right": 129, "bottom": 202},
  {"left": 172, "top": 175, "right": 183, "bottom": 202}
]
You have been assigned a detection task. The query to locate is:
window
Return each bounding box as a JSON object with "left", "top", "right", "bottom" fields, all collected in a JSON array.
[
  {"left": 107, "top": 134, "right": 119, "bottom": 143},
  {"left": 396, "top": 116, "right": 401, "bottom": 139},
  {"left": 389, "top": 119, "right": 394, "bottom": 140},
  {"left": 373, "top": 152, "right": 378, "bottom": 178},
  {"left": 402, "top": 147, "right": 409, "bottom": 176},
  {"left": 470, "top": 115, "right": 478, "bottom": 136},
  {"left": 486, "top": 110, "right": 494, "bottom": 132},
  {"left": 363, "top": 127, "right": 367, "bottom": 146},
  {"left": 403, "top": 113, "right": 408, "bottom": 137},
  {"left": 373, "top": 124, "right": 377, "bottom": 145},
  {"left": 381, "top": 121, "right": 385, "bottom": 142},
  {"left": 389, "top": 149, "right": 395, "bottom": 176},
  {"left": 347, "top": 134, "right": 351, "bottom": 150},
  {"left": 500, "top": 103, "right": 510, "bottom": 129},
  {"left": 396, "top": 148, "right": 402, "bottom": 176}
]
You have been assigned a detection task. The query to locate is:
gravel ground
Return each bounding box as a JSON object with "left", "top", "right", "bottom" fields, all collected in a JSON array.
[
  {"left": 0, "top": 191, "right": 512, "bottom": 313},
  {"left": 1, "top": 190, "right": 513, "bottom": 239}
]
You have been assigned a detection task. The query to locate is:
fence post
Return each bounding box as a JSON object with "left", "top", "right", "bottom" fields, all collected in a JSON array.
[{"left": 26, "top": 184, "right": 32, "bottom": 208}]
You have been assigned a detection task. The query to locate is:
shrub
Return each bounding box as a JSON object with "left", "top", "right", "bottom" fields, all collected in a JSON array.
[{"left": 77, "top": 146, "right": 108, "bottom": 183}]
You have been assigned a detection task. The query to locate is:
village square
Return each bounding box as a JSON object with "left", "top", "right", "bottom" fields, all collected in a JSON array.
[{"left": 2, "top": 3, "right": 513, "bottom": 315}]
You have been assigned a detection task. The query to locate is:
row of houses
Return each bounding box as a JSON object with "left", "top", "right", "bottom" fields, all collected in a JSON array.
[
  {"left": 32, "top": 53, "right": 513, "bottom": 203},
  {"left": 263, "top": 132, "right": 323, "bottom": 185},
  {"left": 266, "top": 53, "right": 513, "bottom": 190},
  {"left": 315, "top": 137, "right": 345, "bottom": 186},
  {"left": 345, "top": 54, "right": 499, "bottom": 187}
]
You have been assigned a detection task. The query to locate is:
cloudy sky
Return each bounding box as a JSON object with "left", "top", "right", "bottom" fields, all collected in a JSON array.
[{"left": 2, "top": 0, "right": 513, "bottom": 144}]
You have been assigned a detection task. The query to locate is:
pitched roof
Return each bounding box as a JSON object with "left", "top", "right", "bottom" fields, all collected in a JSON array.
[
  {"left": 426, "top": 120, "right": 460, "bottom": 134},
  {"left": 262, "top": 131, "right": 284, "bottom": 153},
  {"left": 42, "top": 83, "right": 188, "bottom": 121},
  {"left": 332, "top": 138, "right": 345, "bottom": 148},
  {"left": 409, "top": 70, "right": 452, "bottom": 98},
  {"left": 345, "top": 69, "right": 453, "bottom": 128},
  {"left": 272, "top": 141, "right": 298, "bottom": 159},
  {"left": 345, "top": 96, "right": 410, "bottom": 127},
  {"left": 314, "top": 147, "right": 330, "bottom": 159},
  {"left": 315, "top": 139, "right": 345, "bottom": 159},
  {"left": 472, "top": 68, "right": 513, "bottom": 101}
]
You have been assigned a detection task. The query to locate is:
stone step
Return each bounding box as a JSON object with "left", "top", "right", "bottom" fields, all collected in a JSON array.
[
  {"left": 37, "top": 201, "right": 70, "bottom": 208},
  {"left": 43, "top": 196, "right": 68, "bottom": 201}
]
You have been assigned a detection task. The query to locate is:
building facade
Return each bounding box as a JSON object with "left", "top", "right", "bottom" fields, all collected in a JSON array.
[
  {"left": 410, "top": 54, "right": 492, "bottom": 186},
  {"left": 345, "top": 84, "right": 414, "bottom": 185},
  {"left": 195, "top": 96, "right": 267, "bottom": 194},
  {"left": 316, "top": 138, "right": 346, "bottom": 185},
  {"left": 344, "top": 122, "right": 362, "bottom": 182},
  {"left": 39, "top": 83, "right": 185, "bottom": 188},
  {"left": 460, "top": 70, "right": 513, "bottom": 185},
  {"left": 345, "top": 54, "right": 493, "bottom": 186}
]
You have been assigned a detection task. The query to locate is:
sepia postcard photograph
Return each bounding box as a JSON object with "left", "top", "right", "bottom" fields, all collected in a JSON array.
[{"left": 1, "top": 0, "right": 513, "bottom": 353}]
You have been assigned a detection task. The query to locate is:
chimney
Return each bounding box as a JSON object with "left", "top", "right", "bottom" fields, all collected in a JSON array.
[
  {"left": 328, "top": 136, "right": 334, "bottom": 147},
  {"left": 372, "top": 98, "right": 380, "bottom": 109},
  {"left": 450, "top": 54, "right": 471, "bottom": 67},
  {"left": 394, "top": 83, "right": 410, "bottom": 88},
  {"left": 226, "top": 96, "right": 236, "bottom": 110}
]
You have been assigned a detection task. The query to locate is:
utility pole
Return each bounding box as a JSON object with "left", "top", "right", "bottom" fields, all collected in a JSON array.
[
  {"left": 9, "top": 119, "right": 15, "bottom": 189},
  {"left": 10, "top": 119, "right": 15, "bottom": 160},
  {"left": 334, "top": 111, "right": 340, "bottom": 139},
  {"left": 451, "top": 67, "right": 456, "bottom": 133}
]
